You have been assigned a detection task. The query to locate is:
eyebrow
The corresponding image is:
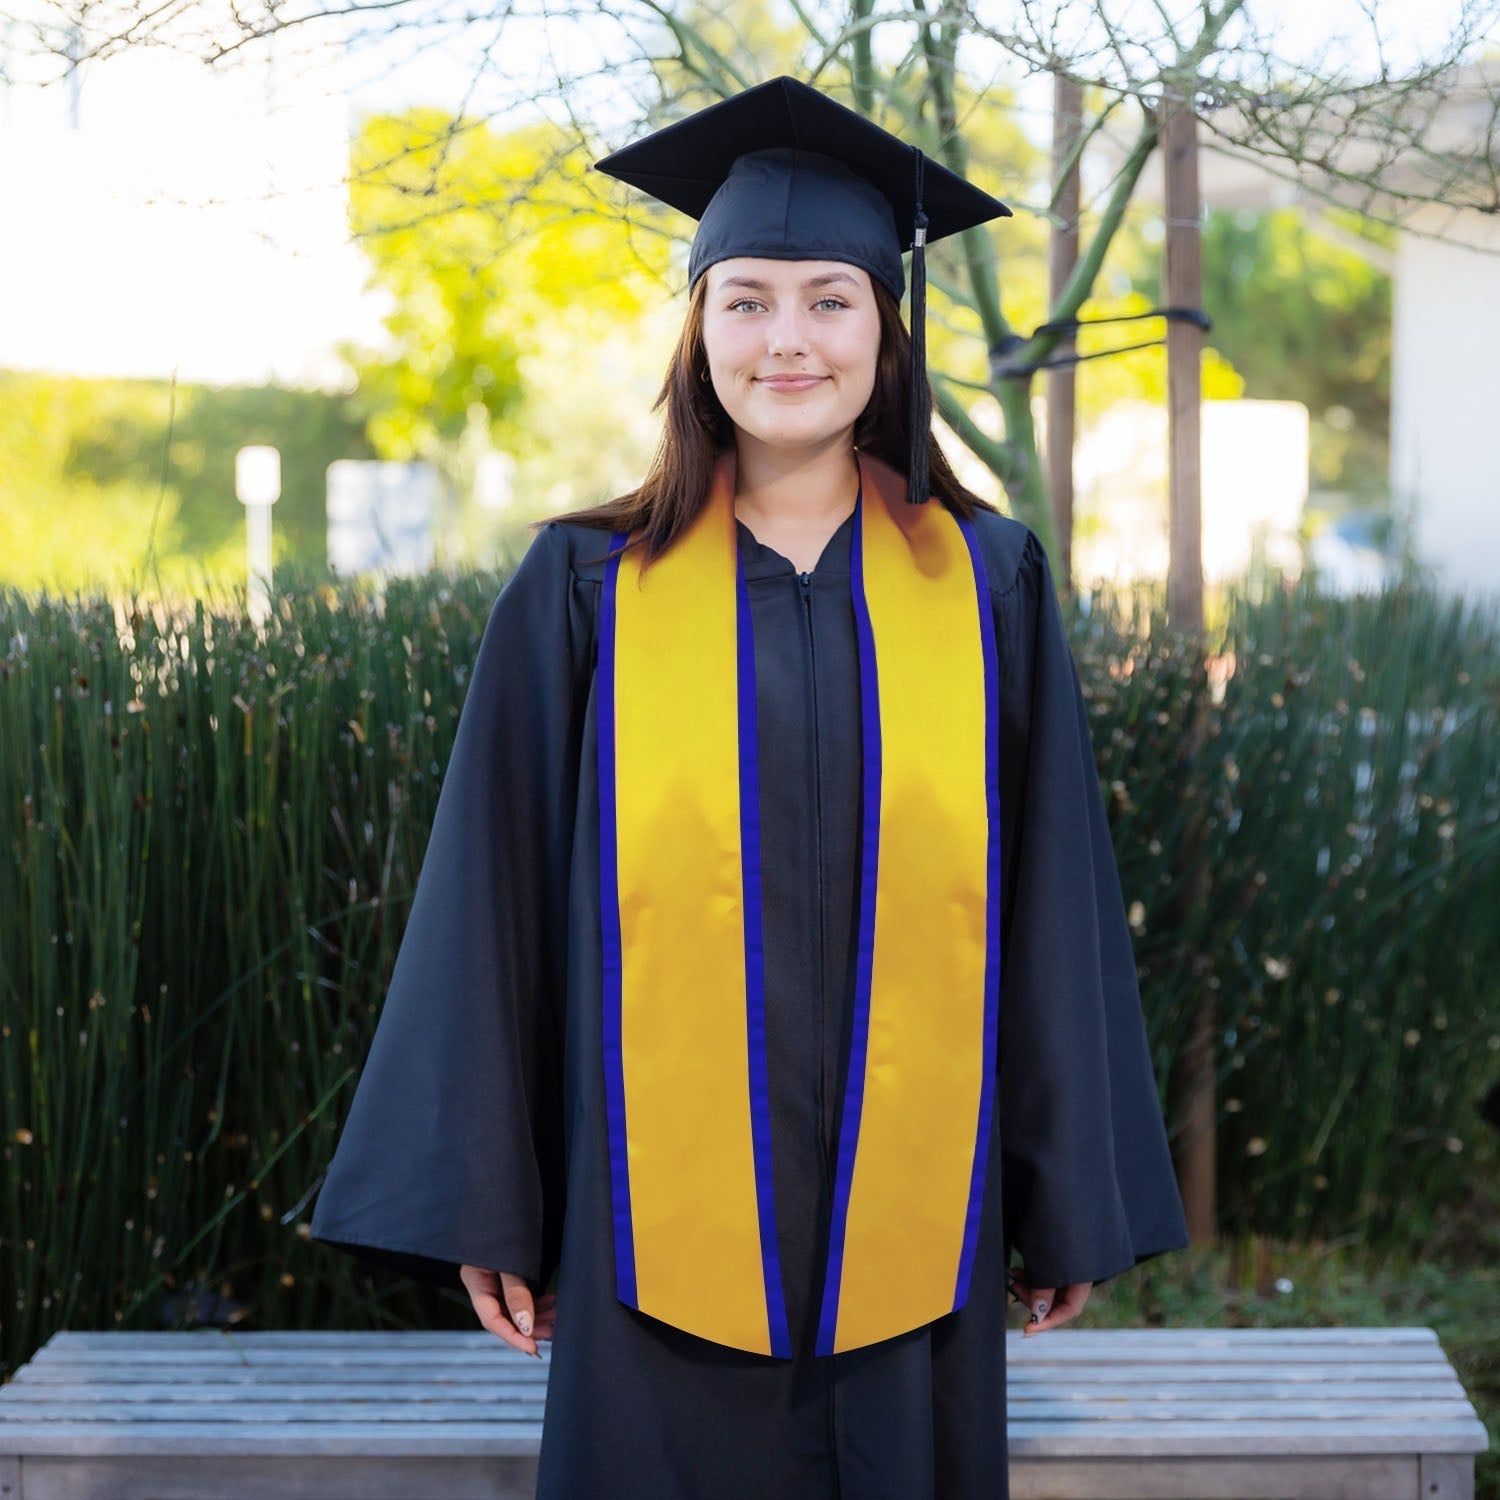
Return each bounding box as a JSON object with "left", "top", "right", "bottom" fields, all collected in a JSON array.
[{"left": 718, "top": 271, "right": 860, "bottom": 291}]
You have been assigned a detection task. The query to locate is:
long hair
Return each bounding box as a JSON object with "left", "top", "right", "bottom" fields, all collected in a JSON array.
[{"left": 548, "top": 274, "right": 997, "bottom": 577}]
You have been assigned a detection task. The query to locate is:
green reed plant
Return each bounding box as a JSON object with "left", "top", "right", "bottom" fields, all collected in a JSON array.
[
  {"left": 0, "top": 565, "right": 507, "bottom": 1376},
  {"left": 1, "top": 558, "right": 1496, "bottom": 1380},
  {"left": 1203, "top": 580, "right": 1499, "bottom": 1242},
  {"left": 1068, "top": 571, "right": 1500, "bottom": 1249}
]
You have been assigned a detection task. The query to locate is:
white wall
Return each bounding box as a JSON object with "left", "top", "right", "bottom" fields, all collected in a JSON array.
[
  {"left": 1391, "top": 209, "right": 1500, "bottom": 606},
  {"left": 1068, "top": 397, "right": 1309, "bottom": 589}
]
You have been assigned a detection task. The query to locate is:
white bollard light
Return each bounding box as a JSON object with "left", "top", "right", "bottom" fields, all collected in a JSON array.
[{"left": 236, "top": 446, "right": 281, "bottom": 626}]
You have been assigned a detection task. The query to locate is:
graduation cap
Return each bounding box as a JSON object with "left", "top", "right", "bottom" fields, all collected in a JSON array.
[{"left": 593, "top": 75, "right": 1013, "bottom": 508}]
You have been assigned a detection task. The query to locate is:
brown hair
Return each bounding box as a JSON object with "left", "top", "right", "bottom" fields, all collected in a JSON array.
[{"left": 547, "top": 272, "right": 997, "bottom": 576}]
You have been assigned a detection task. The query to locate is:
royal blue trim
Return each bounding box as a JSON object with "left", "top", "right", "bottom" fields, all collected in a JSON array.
[
  {"left": 952, "top": 512, "right": 1002, "bottom": 1312},
  {"left": 737, "top": 538, "right": 794, "bottom": 1360},
  {"left": 816, "top": 475, "right": 878, "bottom": 1358},
  {"left": 599, "top": 529, "right": 637, "bottom": 1310}
]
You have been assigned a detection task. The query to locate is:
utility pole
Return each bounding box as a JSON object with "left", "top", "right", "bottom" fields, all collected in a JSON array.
[{"left": 1047, "top": 69, "right": 1084, "bottom": 592}]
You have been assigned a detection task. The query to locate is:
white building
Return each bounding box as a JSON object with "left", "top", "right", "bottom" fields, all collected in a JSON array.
[
  {"left": 1388, "top": 207, "right": 1500, "bottom": 601},
  {"left": 1096, "top": 59, "right": 1500, "bottom": 605}
]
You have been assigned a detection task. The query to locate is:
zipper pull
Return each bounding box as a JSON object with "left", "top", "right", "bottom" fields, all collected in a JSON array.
[{"left": 799, "top": 571, "right": 812, "bottom": 590}]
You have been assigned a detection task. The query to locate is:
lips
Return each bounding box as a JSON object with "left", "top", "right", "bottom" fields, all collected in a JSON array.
[{"left": 757, "top": 375, "right": 827, "bottom": 390}]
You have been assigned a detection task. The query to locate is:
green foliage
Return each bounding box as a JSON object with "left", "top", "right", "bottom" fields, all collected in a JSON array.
[
  {"left": 2, "top": 561, "right": 1496, "bottom": 1380},
  {"left": 0, "top": 371, "right": 375, "bottom": 594},
  {"left": 343, "top": 109, "right": 673, "bottom": 476}
]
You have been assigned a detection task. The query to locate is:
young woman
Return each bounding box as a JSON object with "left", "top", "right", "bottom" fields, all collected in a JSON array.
[{"left": 311, "top": 76, "right": 1190, "bottom": 1499}]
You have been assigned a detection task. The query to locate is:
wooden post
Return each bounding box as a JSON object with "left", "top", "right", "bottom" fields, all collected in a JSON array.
[
  {"left": 1163, "top": 85, "right": 1204, "bottom": 630},
  {"left": 1047, "top": 70, "right": 1084, "bottom": 591},
  {"left": 1161, "top": 78, "right": 1215, "bottom": 1249}
]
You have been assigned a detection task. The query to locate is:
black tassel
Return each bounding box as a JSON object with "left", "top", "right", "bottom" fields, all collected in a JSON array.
[{"left": 908, "top": 148, "right": 931, "bottom": 507}]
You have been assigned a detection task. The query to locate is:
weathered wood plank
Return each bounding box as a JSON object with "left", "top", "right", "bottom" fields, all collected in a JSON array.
[
  {"left": 3, "top": 1324, "right": 1486, "bottom": 1498},
  {"left": 27, "top": 1327, "right": 1450, "bottom": 1360},
  {"left": 0, "top": 1379, "right": 1476, "bottom": 1404},
  {"left": 1007, "top": 1366, "right": 1461, "bottom": 1384},
  {"left": 11, "top": 1364, "right": 552, "bottom": 1386},
  {"left": 1012, "top": 1328, "right": 1444, "bottom": 1344},
  {"left": 25, "top": 1349, "right": 546, "bottom": 1368},
  {"left": 1010, "top": 1375, "right": 1470, "bottom": 1395},
  {"left": 32, "top": 1333, "right": 521, "bottom": 1350},
  {"left": 20, "top": 1346, "right": 1459, "bottom": 1370},
  {"left": 1421, "top": 1452, "right": 1477, "bottom": 1500},
  {"left": 5, "top": 1364, "right": 1463, "bottom": 1397},
  {"left": 1004, "top": 1420, "right": 1490, "bottom": 1455},
  {"left": 6, "top": 1397, "right": 1482, "bottom": 1426},
  {"left": 1, "top": 1403, "right": 548, "bottom": 1424},
  {"left": 2, "top": 1417, "right": 1487, "bottom": 1459},
  {"left": 1007, "top": 1392, "right": 1478, "bottom": 1416},
  {"left": 1009, "top": 1453, "right": 1419, "bottom": 1499},
  {"left": 2, "top": 1383, "right": 551, "bottom": 1403},
  {"left": 1, "top": 1424, "right": 545, "bottom": 1456},
  {"left": 1007, "top": 1345, "right": 1455, "bottom": 1364},
  {"left": 15, "top": 1454, "right": 536, "bottom": 1500},
  {"left": 0, "top": 1422, "right": 1488, "bottom": 1458}
]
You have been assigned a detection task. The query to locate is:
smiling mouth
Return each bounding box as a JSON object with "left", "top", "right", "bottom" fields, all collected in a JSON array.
[{"left": 758, "top": 375, "right": 827, "bottom": 388}]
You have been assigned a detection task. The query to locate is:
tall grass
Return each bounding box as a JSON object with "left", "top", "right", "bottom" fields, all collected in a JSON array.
[
  {"left": 0, "top": 567, "right": 504, "bottom": 1375},
  {"left": 1, "top": 563, "right": 1496, "bottom": 1378},
  {"left": 1073, "top": 574, "right": 1500, "bottom": 1246},
  {"left": 1203, "top": 582, "right": 1499, "bottom": 1241}
]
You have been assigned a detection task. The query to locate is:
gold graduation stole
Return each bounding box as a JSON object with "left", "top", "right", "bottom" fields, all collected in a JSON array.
[{"left": 598, "top": 448, "right": 1001, "bottom": 1358}]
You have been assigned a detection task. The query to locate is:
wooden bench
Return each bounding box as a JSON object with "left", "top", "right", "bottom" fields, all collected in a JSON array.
[{"left": 0, "top": 1326, "right": 1488, "bottom": 1498}]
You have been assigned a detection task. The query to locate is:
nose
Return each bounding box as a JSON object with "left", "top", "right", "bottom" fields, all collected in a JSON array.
[{"left": 765, "top": 305, "right": 810, "bottom": 360}]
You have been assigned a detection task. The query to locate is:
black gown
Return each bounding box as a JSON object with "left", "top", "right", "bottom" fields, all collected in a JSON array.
[{"left": 309, "top": 499, "right": 1191, "bottom": 1500}]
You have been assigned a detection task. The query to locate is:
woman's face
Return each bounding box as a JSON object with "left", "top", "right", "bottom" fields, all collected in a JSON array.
[{"left": 701, "top": 257, "right": 880, "bottom": 456}]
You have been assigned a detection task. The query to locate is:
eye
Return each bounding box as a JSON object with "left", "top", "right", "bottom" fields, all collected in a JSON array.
[
  {"left": 728, "top": 298, "right": 764, "bottom": 313},
  {"left": 814, "top": 297, "right": 849, "bottom": 311}
]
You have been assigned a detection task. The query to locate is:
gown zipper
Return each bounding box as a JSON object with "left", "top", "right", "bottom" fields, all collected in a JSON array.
[
  {"left": 798, "top": 568, "right": 832, "bottom": 1179},
  {"left": 801, "top": 566, "right": 842, "bottom": 1499}
]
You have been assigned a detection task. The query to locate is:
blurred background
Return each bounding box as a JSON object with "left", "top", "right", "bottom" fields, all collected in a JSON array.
[
  {"left": 2, "top": 0, "right": 1496, "bottom": 602},
  {"left": 2, "top": 0, "right": 1498, "bottom": 1486}
]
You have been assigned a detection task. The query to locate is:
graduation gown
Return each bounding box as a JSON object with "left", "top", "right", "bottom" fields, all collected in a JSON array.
[{"left": 309, "top": 499, "right": 1190, "bottom": 1500}]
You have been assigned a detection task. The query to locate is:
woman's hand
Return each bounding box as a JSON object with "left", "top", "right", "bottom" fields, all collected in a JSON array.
[
  {"left": 459, "top": 1265, "right": 557, "bottom": 1358},
  {"left": 1007, "top": 1267, "right": 1091, "bottom": 1336}
]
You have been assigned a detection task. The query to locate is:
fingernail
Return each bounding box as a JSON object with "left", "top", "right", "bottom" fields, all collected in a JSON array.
[
  {"left": 1034, "top": 1301, "right": 1048, "bottom": 1317},
  {"left": 516, "top": 1312, "right": 531, "bottom": 1334}
]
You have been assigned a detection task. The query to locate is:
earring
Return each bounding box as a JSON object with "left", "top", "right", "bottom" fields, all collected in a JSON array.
[{"left": 698, "top": 366, "right": 711, "bottom": 383}]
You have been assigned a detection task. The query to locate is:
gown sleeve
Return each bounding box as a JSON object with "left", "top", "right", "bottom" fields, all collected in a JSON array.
[
  {"left": 994, "top": 528, "right": 1191, "bottom": 1289},
  {"left": 308, "top": 520, "right": 584, "bottom": 1295}
]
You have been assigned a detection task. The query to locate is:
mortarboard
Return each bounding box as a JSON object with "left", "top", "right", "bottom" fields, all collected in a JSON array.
[{"left": 593, "top": 74, "right": 1013, "bottom": 508}]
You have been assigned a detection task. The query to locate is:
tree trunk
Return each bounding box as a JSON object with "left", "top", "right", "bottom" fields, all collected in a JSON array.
[{"left": 1162, "top": 77, "right": 1216, "bottom": 1252}]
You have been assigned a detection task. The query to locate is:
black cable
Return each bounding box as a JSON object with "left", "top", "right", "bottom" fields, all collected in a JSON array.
[
  {"left": 1035, "top": 305, "right": 1213, "bottom": 338},
  {"left": 992, "top": 336, "right": 1169, "bottom": 376},
  {"left": 986, "top": 305, "right": 1214, "bottom": 380}
]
